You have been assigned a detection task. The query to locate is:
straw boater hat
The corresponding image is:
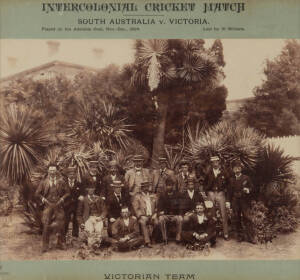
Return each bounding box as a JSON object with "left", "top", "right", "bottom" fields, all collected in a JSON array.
[
  {"left": 210, "top": 155, "right": 220, "bottom": 162},
  {"left": 133, "top": 154, "right": 144, "bottom": 162},
  {"left": 158, "top": 155, "right": 167, "bottom": 162},
  {"left": 179, "top": 158, "right": 189, "bottom": 167},
  {"left": 108, "top": 160, "right": 117, "bottom": 167},
  {"left": 111, "top": 180, "right": 124, "bottom": 188}
]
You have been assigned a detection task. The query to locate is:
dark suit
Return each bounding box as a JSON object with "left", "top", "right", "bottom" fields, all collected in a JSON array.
[
  {"left": 229, "top": 174, "right": 253, "bottom": 238},
  {"left": 152, "top": 168, "right": 175, "bottom": 194},
  {"left": 157, "top": 192, "right": 182, "bottom": 241},
  {"left": 179, "top": 190, "right": 204, "bottom": 216},
  {"left": 35, "top": 176, "right": 70, "bottom": 250},
  {"left": 101, "top": 174, "right": 124, "bottom": 198},
  {"left": 204, "top": 168, "right": 230, "bottom": 236},
  {"left": 76, "top": 195, "right": 107, "bottom": 225},
  {"left": 182, "top": 213, "right": 216, "bottom": 245},
  {"left": 63, "top": 179, "right": 85, "bottom": 237},
  {"left": 111, "top": 217, "right": 144, "bottom": 251},
  {"left": 132, "top": 192, "right": 158, "bottom": 244},
  {"left": 106, "top": 190, "right": 129, "bottom": 236}
]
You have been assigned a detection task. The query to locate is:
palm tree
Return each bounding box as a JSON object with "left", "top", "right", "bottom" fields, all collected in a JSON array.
[
  {"left": 0, "top": 104, "right": 50, "bottom": 202},
  {"left": 131, "top": 39, "right": 222, "bottom": 166}
]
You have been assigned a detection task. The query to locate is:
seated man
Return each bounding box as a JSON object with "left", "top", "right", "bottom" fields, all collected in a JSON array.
[
  {"left": 111, "top": 206, "right": 144, "bottom": 251},
  {"left": 106, "top": 180, "right": 130, "bottom": 236},
  {"left": 182, "top": 202, "right": 217, "bottom": 248},
  {"left": 179, "top": 176, "right": 205, "bottom": 221},
  {"left": 132, "top": 181, "right": 158, "bottom": 248},
  {"left": 77, "top": 184, "right": 107, "bottom": 249},
  {"left": 157, "top": 177, "right": 183, "bottom": 244}
]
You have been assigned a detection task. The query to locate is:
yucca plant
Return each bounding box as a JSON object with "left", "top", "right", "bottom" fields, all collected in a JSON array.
[
  {"left": 63, "top": 145, "right": 94, "bottom": 182},
  {"left": 21, "top": 200, "right": 43, "bottom": 235},
  {"left": 66, "top": 100, "right": 132, "bottom": 150},
  {"left": 254, "top": 144, "right": 295, "bottom": 197},
  {"left": 0, "top": 104, "right": 50, "bottom": 204},
  {"left": 163, "top": 144, "right": 185, "bottom": 172},
  {"left": 30, "top": 146, "right": 64, "bottom": 186}
]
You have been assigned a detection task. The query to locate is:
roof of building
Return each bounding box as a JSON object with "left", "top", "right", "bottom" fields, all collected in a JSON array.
[{"left": 0, "top": 60, "right": 100, "bottom": 83}]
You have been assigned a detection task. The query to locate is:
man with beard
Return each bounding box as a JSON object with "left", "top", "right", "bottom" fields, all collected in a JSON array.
[
  {"left": 101, "top": 160, "right": 124, "bottom": 198},
  {"left": 106, "top": 180, "right": 129, "bottom": 236},
  {"left": 157, "top": 177, "right": 182, "bottom": 245},
  {"left": 132, "top": 181, "right": 158, "bottom": 247},
  {"left": 125, "top": 154, "right": 152, "bottom": 198},
  {"left": 152, "top": 155, "right": 175, "bottom": 195},
  {"left": 35, "top": 164, "right": 70, "bottom": 253}
]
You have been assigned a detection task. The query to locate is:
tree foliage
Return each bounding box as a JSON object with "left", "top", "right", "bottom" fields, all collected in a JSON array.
[{"left": 238, "top": 40, "right": 300, "bottom": 136}]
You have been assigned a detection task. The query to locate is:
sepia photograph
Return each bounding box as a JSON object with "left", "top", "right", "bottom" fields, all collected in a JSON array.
[{"left": 0, "top": 38, "right": 299, "bottom": 260}]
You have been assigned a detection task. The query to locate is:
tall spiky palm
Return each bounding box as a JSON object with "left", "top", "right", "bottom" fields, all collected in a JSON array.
[
  {"left": 131, "top": 39, "right": 222, "bottom": 166},
  {"left": 0, "top": 104, "right": 50, "bottom": 186}
]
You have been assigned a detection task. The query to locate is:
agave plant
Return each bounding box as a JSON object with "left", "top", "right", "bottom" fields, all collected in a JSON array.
[
  {"left": 0, "top": 104, "right": 50, "bottom": 185},
  {"left": 21, "top": 200, "right": 43, "bottom": 235},
  {"left": 66, "top": 100, "right": 132, "bottom": 150}
]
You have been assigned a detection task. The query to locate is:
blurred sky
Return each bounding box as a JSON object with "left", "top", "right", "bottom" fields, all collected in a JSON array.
[{"left": 0, "top": 39, "right": 286, "bottom": 100}]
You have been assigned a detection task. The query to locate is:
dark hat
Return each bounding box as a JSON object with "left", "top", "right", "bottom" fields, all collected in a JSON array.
[
  {"left": 232, "top": 160, "right": 242, "bottom": 168},
  {"left": 66, "top": 166, "right": 76, "bottom": 175},
  {"left": 140, "top": 181, "right": 150, "bottom": 188},
  {"left": 133, "top": 154, "right": 144, "bottom": 162},
  {"left": 111, "top": 180, "right": 124, "bottom": 188},
  {"left": 86, "top": 184, "right": 96, "bottom": 189}
]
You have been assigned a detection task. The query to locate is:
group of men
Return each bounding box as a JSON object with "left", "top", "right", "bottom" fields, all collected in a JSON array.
[{"left": 35, "top": 154, "right": 254, "bottom": 253}]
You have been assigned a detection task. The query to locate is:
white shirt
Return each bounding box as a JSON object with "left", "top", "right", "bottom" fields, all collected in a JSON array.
[
  {"left": 49, "top": 177, "right": 56, "bottom": 187},
  {"left": 213, "top": 168, "right": 220, "bottom": 177},
  {"left": 123, "top": 218, "right": 129, "bottom": 227},
  {"left": 114, "top": 192, "right": 121, "bottom": 202},
  {"left": 111, "top": 174, "right": 117, "bottom": 181},
  {"left": 143, "top": 193, "right": 152, "bottom": 216},
  {"left": 235, "top": 173, "right": 242, "bottom": 179},
  {"left": 68, "top": 178, "right": 75, "bottom": 188},
  {"left": 187, "top": 190, "right": 194, "bottom": 199},
  {"left": 197, "top": 214, "right": 205, "bottom": 224}
]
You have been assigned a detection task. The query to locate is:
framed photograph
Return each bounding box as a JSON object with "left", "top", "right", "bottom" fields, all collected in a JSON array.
[{"left": 0, "top": 0, "right": 299, "bottom": 279}]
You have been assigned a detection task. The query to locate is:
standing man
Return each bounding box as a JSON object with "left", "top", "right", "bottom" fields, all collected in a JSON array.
[
  {"left": 157, "top": 177, "right": 183, "bottom": 245},
  {"left": 111, "top": 206, "right": 144, "bottom": 251},
  {"left": 101, "top": 160, "right": 124, "bottom": 199},
  {"left": 229, "top": 161, "right": 253, "bottom": 242},
  {"left": 132, "top": 181, "right": 158, "bottom": 247},
  {"left": 35, "top": 164, "right": 70, "bottom": 253},
  {"left": 106, "top": 180, "right": 129, "bottom": 236},
  {"left": 152, "top": 155, "right": 175, "bottom": 195},
  {"left": 204, "top": 156, "right": 230, "bottom": 240},
  {"left": 182, "top": 202, "right": 217, "bottom": 248},
  {"left": 77, "top": 184, "right": 107, "bottom": 248},
  {"left": 125, "top": 154, "right": 152, "bottom": 198},
  {"left": 176, "top": 159, "right": 195, "bottom": 194},
  {"left": 63, "top": 166, "right": 85, "bottom": 239}
]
